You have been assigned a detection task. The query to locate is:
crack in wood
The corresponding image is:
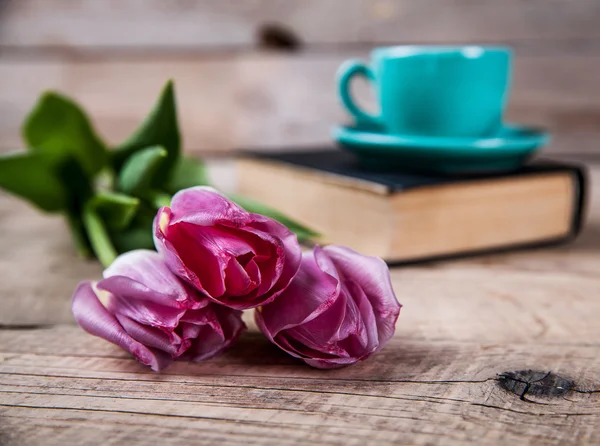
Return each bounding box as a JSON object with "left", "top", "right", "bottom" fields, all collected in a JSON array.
[
  {"left": 0, "top": 403, "right": 421, "bottom": 432},
  {"left": 0, "top": 324, "right": 56, "bottom": 331},
  {"left": 0, "top": 411, "right": 473, "bottom": 443},
  {"left": 0, "top": 370, "right": 494, "bottom": 386},
  {"left": 573, "top": 389, "right": 600, "bottom": 394},
  {"left": 0, "top": 379, "right": 486, "bottom": 406}
]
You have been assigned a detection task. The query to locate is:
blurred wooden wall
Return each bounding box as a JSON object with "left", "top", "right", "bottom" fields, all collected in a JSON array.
[{"left": 0, "top": 0, "right": 599, "bottom": 156}]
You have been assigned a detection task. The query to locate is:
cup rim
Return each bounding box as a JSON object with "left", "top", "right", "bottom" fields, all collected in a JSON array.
[{"left": 372, "top": 45, "right": 512, "bottom": 59}]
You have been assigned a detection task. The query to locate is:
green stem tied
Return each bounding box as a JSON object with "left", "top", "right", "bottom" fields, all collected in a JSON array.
[{"left": 82, "top": 203, "right": 118, "bottom": 267}]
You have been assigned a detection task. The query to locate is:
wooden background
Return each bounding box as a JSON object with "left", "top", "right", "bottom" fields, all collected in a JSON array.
[{"left": 0, "top": 0, "right": 599, "bottom": 156}]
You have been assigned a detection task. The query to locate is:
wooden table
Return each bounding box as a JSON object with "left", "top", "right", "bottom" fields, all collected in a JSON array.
[{"left": 1, "top": 159, "right": 599, "bottom": 445}]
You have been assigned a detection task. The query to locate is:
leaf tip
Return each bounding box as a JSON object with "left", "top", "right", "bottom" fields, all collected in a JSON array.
[
  {"left": 39, "top": 90, "right": 73, "bottom": 106},
  {"left": 162, "top": 79, "right": 175, "bottom": 98}
]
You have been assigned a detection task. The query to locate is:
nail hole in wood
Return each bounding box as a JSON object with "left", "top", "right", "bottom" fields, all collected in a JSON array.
[{"left": 257, "top": 23, "right": 302, "bottom": 52}]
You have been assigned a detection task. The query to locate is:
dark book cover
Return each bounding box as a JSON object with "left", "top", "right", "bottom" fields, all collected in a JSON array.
[{"left": 243, "top": 149, "right": 588, "bottom": 263}]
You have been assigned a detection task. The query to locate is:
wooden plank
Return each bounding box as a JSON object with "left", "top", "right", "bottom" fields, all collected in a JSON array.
[
  {"left": 1, "top": 0, "right": 599, "bottom": 50},
  {"left": 1, "top": 53, "right": 599, "bottom": 155},
  {"left": 0, "top": 195, "right": 102, "bottom": 327},
  {"left": 0, "top": 327, "right": 599, "bottom": 445}
]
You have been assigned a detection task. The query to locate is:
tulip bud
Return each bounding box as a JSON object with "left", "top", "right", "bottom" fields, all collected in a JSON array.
[
  {"left": 72, "top": 250, "right": 245, "bottom": 371},
  {"left": 256, "top": 245, "right": 401, "bottom": 369},
  {"left": 154, "top": 187, "right": 302, "bottom": 310}
]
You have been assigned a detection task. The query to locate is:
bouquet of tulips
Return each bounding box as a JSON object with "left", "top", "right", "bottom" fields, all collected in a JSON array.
[{"left": 0, "top": 79, "right": 401, "bottom": 369}]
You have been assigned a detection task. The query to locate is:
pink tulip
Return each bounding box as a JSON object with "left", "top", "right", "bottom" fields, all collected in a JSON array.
[
  {"left": 72, "top": 250, "right": 245, "bottom": 371},
  {"left": 255, "top": 245, "right": 401, "bottom": 369},
  {"left": 154, "top": 187, "right": 302, "bottom": 310}
]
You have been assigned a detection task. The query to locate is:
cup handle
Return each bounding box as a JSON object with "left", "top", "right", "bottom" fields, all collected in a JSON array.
[{"left": 336, "top": 59, "right": 381, "bottom": 127}]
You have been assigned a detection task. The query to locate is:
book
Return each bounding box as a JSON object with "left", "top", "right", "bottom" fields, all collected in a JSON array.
[{"left": 236, "top": 150, "right": 587, "bottom": 264}]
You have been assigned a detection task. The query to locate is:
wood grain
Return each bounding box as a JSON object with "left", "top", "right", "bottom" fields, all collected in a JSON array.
[
  {"left": 1, "top": 52, "right": 599, "bottom": 155},
  {"left": 1, "top": 330, "right": 599, "bottom": 445},
  {"left": 1, "top": 0, "right": 599, "bottom": 50}
]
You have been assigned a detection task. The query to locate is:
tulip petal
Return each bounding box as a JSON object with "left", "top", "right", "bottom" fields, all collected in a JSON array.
[
  {"left": 313, "top": 245, "right": 341, "bottom": 280},
  {"left": 256, "top": 250, "right": 339, "bottom": 337},
  {"left": 181, "top": 306, "right": 246, "bottom": 361},
  {"left": 164, "top": 221, "right": 227, "bottom": 297},
  {"left": 233, "top": 226, "right": 284, "bottom": 297},
  {"left": 170, "top": 186, "right": 250, "bottom": 226},
  {"left": 101, "top": 293, "right": 186, "bottom": 331},
  {"left": 286, "top": 289, "right": 348, "bottom": 353},
  {"left": 199, "top": 226, "right": 257, "bottom": 258},
  {"left": 344, "top": 279, "right": 378, "bottom": 354},
  {"left": 273, "top": 333, "right": 338, "bottom": 360},
  {"left": 100, "top": 249, "right": 207, "bottom": 309},
  {"left": 179, "top": 321, "right": 202, "bottom": 341},
  {"left": 335, "top": 288, "right": 366, "bottom": 346},
  {"left": 283, "top": 282, "right": 375, "bottom": 362},
  {"left": 322, "top": 245, "right": 401, "bottom": 349},
  {"left": 224, "top": 256, "right": 256, "bottom": 296},
  {"left": 246, "top": 218, "right": 301, "bottom": 299},
  {"left": 71, "top": 281, "right": 171, "bottom": 371},
  {"left": 115, "top": 313, "right": 183, "bottom": 357},
  {"left": 243, "top": 257, "right": 261, "bottom": 291},
  {"left": 154, "top": 207, "right": 207, "bottom": 295}
]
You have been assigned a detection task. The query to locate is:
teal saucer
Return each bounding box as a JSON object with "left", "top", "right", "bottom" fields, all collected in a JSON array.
[{"left": 332, "top": 124, "right": 550, "bottom": 174}]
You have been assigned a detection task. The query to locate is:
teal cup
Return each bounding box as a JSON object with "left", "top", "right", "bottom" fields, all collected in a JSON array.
[{"left": 337, "top": 46, "right": 512, "bottom": 137}]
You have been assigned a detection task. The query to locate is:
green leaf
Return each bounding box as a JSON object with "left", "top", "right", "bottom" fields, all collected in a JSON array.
[
  {"left": 228, "top": 194, "right": 320, "bottom": 243},
  {"left": 165, "top": 156, "right": 210, "bottom": 194},
  {"left": 0, "top": 151, "right": 68, "bottom": 212},
  {"left": 23, "top": 92, "right": 108, "bottom": 177},
  {"left": 113, "top": 80, "right": 180, "bottom": 185},
  {"left": 88, "top": 191, "right": 140, "bottom": 231},
  {"left": 118, "top": 146, "right": 168, "bottom": 195}
]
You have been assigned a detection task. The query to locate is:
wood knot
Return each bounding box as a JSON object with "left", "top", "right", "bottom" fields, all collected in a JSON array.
[{"left": 498, "top": 370, "right": 574, "bottom": 401}]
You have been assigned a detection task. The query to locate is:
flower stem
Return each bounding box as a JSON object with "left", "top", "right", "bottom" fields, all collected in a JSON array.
[
  {"left": 82, "top": 204, "right": 118, "bottom": 267},
  {"left": 65, "top": 212, "right": 93, "bottom": 258}
]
